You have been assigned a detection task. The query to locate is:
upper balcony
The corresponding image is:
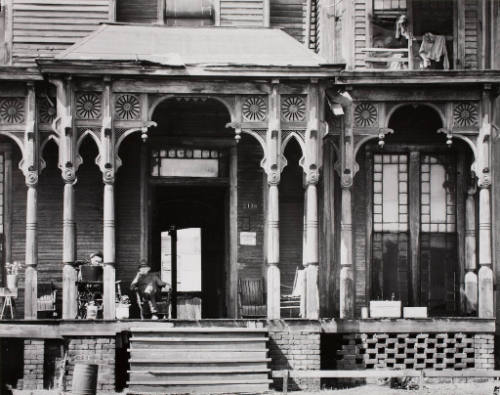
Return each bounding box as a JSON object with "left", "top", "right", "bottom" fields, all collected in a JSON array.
[{"left": 330, "top": 0, "right": 498, "bottom": 72}]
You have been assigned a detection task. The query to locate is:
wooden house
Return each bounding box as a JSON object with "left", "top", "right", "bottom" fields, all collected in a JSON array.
[{"left": 0, "top": 0, "right": 499, "bottom": 393}]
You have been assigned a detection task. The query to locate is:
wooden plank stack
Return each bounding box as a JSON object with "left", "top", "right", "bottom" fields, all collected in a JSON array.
[{"left": 127, "top": 327, "right": 271, "bottom": 394}]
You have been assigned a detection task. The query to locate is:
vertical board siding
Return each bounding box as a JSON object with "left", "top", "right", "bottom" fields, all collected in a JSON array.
[
  {"left": 464, "top": 0, "right": 479, "bottom": 69},
  {"left": 354, "top": 0, "right": 368, "bottom": 69},
  {"left": 270, "top": 0, "right": 306, "bottom": 43},
  {"left": 220, "top": 0, "right": 265, "bottom": 26},
  {"left": 12, "top": 0, "right": 110, "bottom": 66}
]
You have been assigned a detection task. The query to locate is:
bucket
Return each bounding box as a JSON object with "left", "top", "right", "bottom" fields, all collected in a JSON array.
[
  {"left": 71, "top": 363, "right": 98, "bottom": 395},
  {"left": 6, "top": 274, "right": 17, "bottom": 291}
]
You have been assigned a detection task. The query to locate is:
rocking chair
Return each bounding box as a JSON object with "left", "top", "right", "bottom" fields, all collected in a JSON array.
[{"left": 238, "top": 278, "right": 267, "bottom": 318}]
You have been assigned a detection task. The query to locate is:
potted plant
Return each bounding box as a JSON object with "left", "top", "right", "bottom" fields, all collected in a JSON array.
[
  {"left": 116, "top": 295, "right": 131, "bottom": 319},
  {"left": 5, "top": 261, "right": 22, "bottom": 291}
]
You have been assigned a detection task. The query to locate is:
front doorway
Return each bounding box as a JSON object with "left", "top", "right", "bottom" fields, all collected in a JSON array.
[
  {"left": 151, "top": 186, "right": 227, "bottom": 318},
  {"left": 365, "top": 105, "right": 473, "bottom": 316}
]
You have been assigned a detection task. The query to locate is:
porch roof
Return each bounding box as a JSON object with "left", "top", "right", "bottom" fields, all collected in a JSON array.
[{"left": 37, "top": 24, "right": 342, "bottom": 77}]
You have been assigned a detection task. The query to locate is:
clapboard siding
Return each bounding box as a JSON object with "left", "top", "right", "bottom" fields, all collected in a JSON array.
[
  {"left": 12, "top": 0, "right": 110, "bottom": 66},
  {"left": 270, "top": 0, "right": 306, "bottom": 43},
  {"left": 75, "top": 139, "right": 103, "bottom": 264},
  {"left": 115, "top": 135, "right": 141, "bottom": 291},
  {"left": 116, "top": 0, "right": 158, "bottom": 23},
  {"left": 352, "top": 152, "right": 367, "bottom": 315},
  {"left": 11, "top": 146, "right": 26, "bottom": 318},
  {"left": 464, "top": 0, "right": 479, "bottom": 69},
  {"left": 353, "top": 0, "right": 368, "bottom": 69},
  {"left": 37, "top": 142, "right": 63, "bottom": 311},
  {"left": 279, "top": 140, "right": 303, "bottom": 294},
  {"left": 220, "top": 0, "right": 265, "bottom": 26},
  {"left": 237, "top": 135, "right": 265, "bottom": 280}
]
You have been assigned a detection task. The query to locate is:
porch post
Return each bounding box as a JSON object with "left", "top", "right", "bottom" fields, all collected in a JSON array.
[
  {"left": 339, "top": 186, "right": 354, "bottom": 318},
  {"left": 54, "top": 78, "right": 79, "bottom": 319},
  {"left": 464, "top": 187, "right": 478, "bottom": 314},
  {"left": 101, "top": 79, "right": 116, "bottom": 320},
  {"left": 335, "top": 91, "right": 355, "bottom": 319},
  {"left": 477, "top": 85, "right": 494, "bottom": 319},
  {"left": 265, "top": 81, "right": 281, "bottom": 319},
  {"left": 302, "top": 82, "right": 321, "bottom": 319},
  {"left": 23, "top": 83, "right": 39, "bottom": 319},
  {"left": 478, "top": 185, "right": 493, "bottom": 318}
]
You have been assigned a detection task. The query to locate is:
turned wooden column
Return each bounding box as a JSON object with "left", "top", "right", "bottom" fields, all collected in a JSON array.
[
  {"left": 303, "top": 180, "right": 319, "bottom": 318},
  {"left": 464, "top": 188, "right": 477, "bottom": 315},
  {"left": 478, "top": 185, "right": 493, "bottom": 317},
  {"left": 302, "top": 82, "right": 321, "bottom": 319},
  {"left": 266, "top": 179, "right": 280, "bottom": 319},
  {"left": 53, "top": 78, "right": 79, "bottom": 319},
  {"left": 265, "top": 81, "right": 281, "bottom": 319},
  {"left": 477, "top": 85, "right": 494, "bottom": 319},
  {"left": 23, "top": 83, "right": 39, "bottom": 319},
  {"left": 101, "top": 79, "right": 116, "bottom": 320},
  {"left": 339, "top": 186, "right": 354, "bottom": 318}
]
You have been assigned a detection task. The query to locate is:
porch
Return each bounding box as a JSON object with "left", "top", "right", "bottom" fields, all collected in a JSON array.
[{"left": 0, "top": 318, "right": 495, "bottom": 393}]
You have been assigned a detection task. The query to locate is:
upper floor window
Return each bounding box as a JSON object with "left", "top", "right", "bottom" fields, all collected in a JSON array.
[
  {"left": 367, "top": 0, "right": 454, "bottom": 70},
  {"left": 116, "top": 0, "right": 214, "bottom": 26}
]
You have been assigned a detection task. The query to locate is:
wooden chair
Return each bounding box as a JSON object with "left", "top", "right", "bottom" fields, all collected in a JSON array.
[
  {"left": 280, "top": 269, "right": 302, "bottom": 318},
  {"left": 238, "top": 278, "right": 266, "bottom": 318},
  {"left": 37, "top": 283, "right": 57, "bottom": 318},
  {"left": 135, "top": 289, "right": 171, "bottom": 319}
]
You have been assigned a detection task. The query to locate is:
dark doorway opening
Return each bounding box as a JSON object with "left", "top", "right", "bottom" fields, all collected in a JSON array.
[{"left": 151, "top": 185, "right": 227, "bottom": 318}]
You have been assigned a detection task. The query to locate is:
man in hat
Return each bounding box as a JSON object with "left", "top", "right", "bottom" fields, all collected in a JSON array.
[{"left": 130, "top": 260, "right": 169, "bottom": 319}]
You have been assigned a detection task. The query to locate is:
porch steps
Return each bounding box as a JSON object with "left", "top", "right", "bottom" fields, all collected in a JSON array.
[{"left": 127, "top": 327, "right": 271, "bottom": 394}]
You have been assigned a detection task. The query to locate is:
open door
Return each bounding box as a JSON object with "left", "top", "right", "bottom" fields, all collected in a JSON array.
[{"left": 162, "top": 227, "right": 202, "bottom": 319}]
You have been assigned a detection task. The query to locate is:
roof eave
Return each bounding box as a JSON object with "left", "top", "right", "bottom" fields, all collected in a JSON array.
[{"left": 36, "top": 59, "right": 345, "bottom": 78}]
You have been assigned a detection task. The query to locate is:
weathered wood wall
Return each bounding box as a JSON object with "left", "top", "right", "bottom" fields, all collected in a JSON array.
[
  {"left": 464, "top": 0, "right": 479, "bottom": 69},
  {"left": 270, "top": 0, "right": 307, "bottom": 43},
  {"left": 11, "top": 0, "right": 111, "bottom": 66},
  {"left": 219, "top": 0, "right": 266, "bottom": 26},
  {"left": 115, "top": 135, "right": 141, "bottom": 288},
  {"left": 116, "top": 0, "right": 157, "bottom": 23},
  {"left": 279, "top": 139, "right": 303, "bottom": 294},
  {"left": 237, "top": 135, "right": 265, "bottom": 280},
  {"left": 352, "top": 151, "right": 367, "bottom": 315}
]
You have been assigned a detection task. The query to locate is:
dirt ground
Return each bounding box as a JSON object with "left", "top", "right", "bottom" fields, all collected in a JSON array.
[{"left": 281, "top": 382, "right": 499, "bottom": 395}]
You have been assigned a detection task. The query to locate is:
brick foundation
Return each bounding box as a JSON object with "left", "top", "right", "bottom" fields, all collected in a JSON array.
[
  {"left": 269, "top": 329, "right": 321, "bottom": 391},
  {"left": 22, "top": 339, "right": 44, "bottom": 390},
  {"left": 64, "top": 337, "right": 116, "bottom": 392},
  {"left": 332, "top": 332, "right": 495, "bottom": 371}
]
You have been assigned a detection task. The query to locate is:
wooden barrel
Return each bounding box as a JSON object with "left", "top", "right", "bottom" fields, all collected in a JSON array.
[{"left": 71, "top": 363, "right": 98, "bottom": 395}]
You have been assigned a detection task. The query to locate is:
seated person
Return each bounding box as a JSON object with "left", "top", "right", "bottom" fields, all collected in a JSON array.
[
  {"left": 130, "top": 260, "right": 170, "bottom": 319},
  {"left": 89, "top": 252, "right": 103, "bottom": 266},
  {"left": 78, "top": 251, "right": 103, "bottom": 282}
]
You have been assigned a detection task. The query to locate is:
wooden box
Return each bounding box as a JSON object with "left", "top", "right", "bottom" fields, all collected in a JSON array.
[
  {"left": 369, "top": 301, "right": 401, "bottom": 318},
  {"left": 403, "top": 306, "right": 428, "bottom": 318}
]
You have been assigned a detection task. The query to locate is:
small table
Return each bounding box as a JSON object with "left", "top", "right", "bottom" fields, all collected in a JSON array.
[{"left": 0, "top": 287, "right": 17, "bottom": 319}]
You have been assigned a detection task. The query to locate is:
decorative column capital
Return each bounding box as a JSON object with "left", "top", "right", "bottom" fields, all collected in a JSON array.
[
  {"left": 477, "top": 168, "right": 491, "bottom": 189},
  {"left": 305, "top": 167, "right": 320, "bottom": 185},
  {"left": 25, "top": 170, "right": 39, "bottom": 187}
]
